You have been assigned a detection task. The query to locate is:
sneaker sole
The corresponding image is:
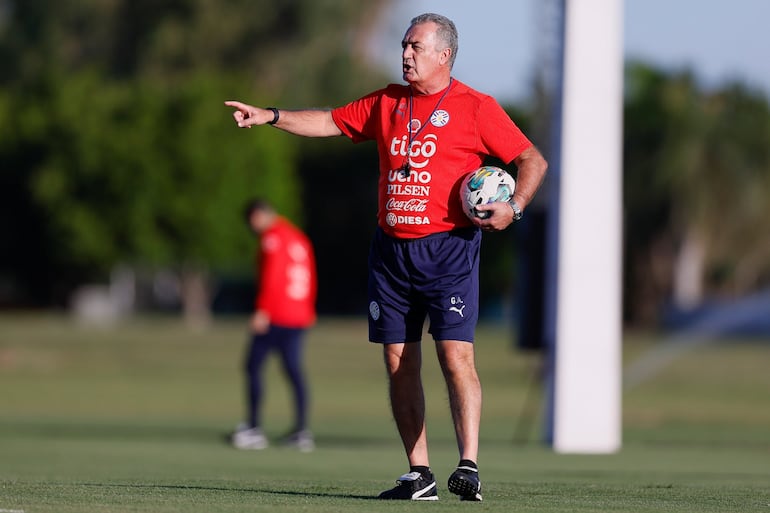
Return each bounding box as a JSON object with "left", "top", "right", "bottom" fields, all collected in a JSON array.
[
  {"left": 232, "top": 440, "right": 268, "bottom": 450},
  {"left": 448, "top": 474, "right": 482, "bottom": 501}
]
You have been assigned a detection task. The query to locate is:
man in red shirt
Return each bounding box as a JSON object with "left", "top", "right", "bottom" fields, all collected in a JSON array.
[
  {"left": 231, "top": 199, "right": 317, "bottom": 452},
  {"left": 226, "top": 13, "right": 547, "bottom": 500}
]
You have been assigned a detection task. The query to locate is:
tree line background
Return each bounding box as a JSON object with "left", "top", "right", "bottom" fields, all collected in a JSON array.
[{"left": 1, "top": 0, "right": 769, "bottom": 328}]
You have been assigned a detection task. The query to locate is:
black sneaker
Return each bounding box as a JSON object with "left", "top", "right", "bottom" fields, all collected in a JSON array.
[
  {"left": 447, "top": 465, "right": 482, "bottom": 501},
  {"left": 378, "top": 471, "right": 439, "bottom": 501}
]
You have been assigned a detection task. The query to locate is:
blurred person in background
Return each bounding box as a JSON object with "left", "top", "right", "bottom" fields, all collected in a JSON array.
[{"left": 231, "top": 199, "right": 318, "bottom": 452}]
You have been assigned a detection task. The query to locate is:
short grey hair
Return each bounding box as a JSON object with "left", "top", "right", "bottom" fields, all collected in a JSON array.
[{"left": 410, "top": 13, "right": 459, "bottom": 69}]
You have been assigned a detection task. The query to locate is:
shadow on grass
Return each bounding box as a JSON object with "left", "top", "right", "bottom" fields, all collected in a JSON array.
[{"left": 76, "top": 481, "right": 378, "bottom": 500}]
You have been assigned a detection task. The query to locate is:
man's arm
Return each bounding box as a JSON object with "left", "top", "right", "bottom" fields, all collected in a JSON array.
[
  {"left": 510, "top": 145, "right": 548, "bottom": 211},
  {"left": 224, "top": 101, "right": 342, "bottom": 137},
  {"left": 474, "top": 145, "right": 548, "bottom": 231}
]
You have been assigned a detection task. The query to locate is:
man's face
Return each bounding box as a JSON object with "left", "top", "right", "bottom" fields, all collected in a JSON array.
[
  {"left": 248, "top": 210, "right": 270, "bottom": 234},
  {"left": 401, "top": 22, "right": 447, "bottom": 85}
]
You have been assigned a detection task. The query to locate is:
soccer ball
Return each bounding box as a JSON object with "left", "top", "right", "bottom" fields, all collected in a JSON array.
[{"left": 460, "top": 166, "right": 516, "bottom": 220}]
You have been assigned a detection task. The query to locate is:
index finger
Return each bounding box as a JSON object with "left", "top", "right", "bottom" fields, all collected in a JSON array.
[{"left": 224, "top": 100, "right": 249, "bottom": 111}]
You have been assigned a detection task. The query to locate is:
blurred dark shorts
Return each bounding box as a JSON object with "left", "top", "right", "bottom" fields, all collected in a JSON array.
[{"left": 367, "top": 226, "right": 480, "bottom": 344}]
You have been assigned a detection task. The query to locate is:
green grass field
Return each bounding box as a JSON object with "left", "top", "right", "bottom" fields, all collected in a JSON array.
[{"left": 1, "top": 315, "right": 768, "bottom": 512}]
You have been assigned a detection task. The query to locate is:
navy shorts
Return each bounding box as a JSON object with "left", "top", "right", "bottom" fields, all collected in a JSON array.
[{"left": 367, "top": 227, "right": 481, "bottom": 344}]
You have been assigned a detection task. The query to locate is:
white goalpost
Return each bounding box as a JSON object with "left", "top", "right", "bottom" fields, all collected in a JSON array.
[{"left": 543, "top": 0, "right": 623, "bottom": 454}]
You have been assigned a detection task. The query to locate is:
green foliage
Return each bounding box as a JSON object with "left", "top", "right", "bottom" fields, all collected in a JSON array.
[
  {"left": 10, "top": 71, "right": 299, "bottom": 276},
  {"left": 0, "top": 0, "right": 390, "bottom": 302},
  {"left": 623, "top": 62, "right": 770, "bottom": 323},
  {"left": 702, "top": 85, "right": 770, "bottom": 288}
]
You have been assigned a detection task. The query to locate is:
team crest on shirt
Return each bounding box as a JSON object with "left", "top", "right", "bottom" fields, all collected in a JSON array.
[
  {"left": 369, "top": 301, "right": 381, "bottom": 321},
  {"left": 430, "top": 109, "right": 450, "bottom": 127},
  {"left": 396, "top": 100, "right": 407, "bottom": 117},
  {"left": 408, "top": 119, "right": 422, "bottom": 132}
]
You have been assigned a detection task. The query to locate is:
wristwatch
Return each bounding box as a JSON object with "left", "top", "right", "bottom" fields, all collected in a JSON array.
[
  {"left": 266, "top": 107, "right": 280, "bottom": 125},
  {"left": 508, "top": 198, "right": 523, "bottom": 221}
]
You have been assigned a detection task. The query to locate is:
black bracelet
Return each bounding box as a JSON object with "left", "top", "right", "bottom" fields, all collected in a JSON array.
[{"left": 266, "top": 107, "right": 280, "bottom": 125}]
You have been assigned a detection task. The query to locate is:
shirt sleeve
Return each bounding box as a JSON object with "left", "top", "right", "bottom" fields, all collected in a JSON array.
[
  {"left": 478, "top": 95, "right": 533, "bottom": 164},
  {"left": 331, "top": 88, "right": 385, "bottom": 143}
]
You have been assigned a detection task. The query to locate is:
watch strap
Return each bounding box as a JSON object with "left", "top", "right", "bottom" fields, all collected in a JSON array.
[
  {"left": 266, "top": 107, "right": 280, "bottom": 125},
  {"left": 508, "top": 198, "right": 523, "bottom": 221}
]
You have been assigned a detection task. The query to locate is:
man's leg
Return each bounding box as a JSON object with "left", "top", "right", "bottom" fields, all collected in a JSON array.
[
  {"left": 275, "top": 327, "right": 314, "bottom": 451},
  {"left": 377, "top": 342, "right": 439, "bottom": 500},
  {"left": 383, "top": 342, "right": 430, "bottom": 467},
  {"left": 231, "top": 333, "right": 272, "bottom": 450},
  {"left": 436, "top": 339, "right": 483, "bottom": 500},
  {"left": 275, "top": 327, "right": 308, "bottom": 432},
  {"left": 436, "top": 340, "right": 481, "bottom": 501},
  {"left": 435, "top": 339, "right": 481, "bottom": 463},
  {"left": 245, "top": 333, "right": 273, "bottom": 429}
]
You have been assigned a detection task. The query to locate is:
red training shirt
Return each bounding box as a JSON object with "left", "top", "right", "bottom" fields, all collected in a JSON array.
[
  {"left": 331, "top": 79, "right": 533, "bottom": 239},
  {"left": 255, "top": 217, "right": 317, "bottom": 328}
]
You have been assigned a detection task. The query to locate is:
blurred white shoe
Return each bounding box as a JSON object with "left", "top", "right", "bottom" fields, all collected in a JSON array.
[
  {"left": 231, "top": 424, "right": 268, "bottom": 450},
  {"left": 282, "top": 429, "right": 315, "bottom": 452}
]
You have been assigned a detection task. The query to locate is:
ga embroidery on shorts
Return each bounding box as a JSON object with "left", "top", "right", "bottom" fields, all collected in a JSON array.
[{"left": 448, "top": 296, "right": 465, "bottom": 317}]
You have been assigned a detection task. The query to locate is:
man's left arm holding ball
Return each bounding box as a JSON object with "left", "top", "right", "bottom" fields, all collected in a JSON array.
[{"left": 473, "top": 145, "right": 548, "bottom": 231}]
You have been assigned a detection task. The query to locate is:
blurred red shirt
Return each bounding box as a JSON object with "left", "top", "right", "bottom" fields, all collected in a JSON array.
[{"left": 255, "top": 217, "right": 317, "bottom": 328}]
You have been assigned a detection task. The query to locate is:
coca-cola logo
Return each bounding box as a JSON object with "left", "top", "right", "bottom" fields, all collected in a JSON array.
[{"left": 386, "top": 198, "right": 428, "bottom": 212}]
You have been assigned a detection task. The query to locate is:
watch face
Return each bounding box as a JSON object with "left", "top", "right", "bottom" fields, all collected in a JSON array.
[{"left": 509, "top": 200, "right": 522, "bottom": 220}]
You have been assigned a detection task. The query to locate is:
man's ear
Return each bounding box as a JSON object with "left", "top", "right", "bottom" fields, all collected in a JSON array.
[{"left": 440, "top": 47, "right": 452, "bottom": 66}]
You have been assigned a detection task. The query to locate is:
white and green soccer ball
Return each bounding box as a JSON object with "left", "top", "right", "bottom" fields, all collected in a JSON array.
[{"left": 460, "top": 166, "right": 516, "bottom": 220}]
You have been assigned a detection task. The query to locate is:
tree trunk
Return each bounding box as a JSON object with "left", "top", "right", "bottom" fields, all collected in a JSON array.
[
  {"left": 179, "top": 266, "right": 213, "bottom": 330},
  {"left": 673, "top": 227, "right": 705, "bottom": 310}
]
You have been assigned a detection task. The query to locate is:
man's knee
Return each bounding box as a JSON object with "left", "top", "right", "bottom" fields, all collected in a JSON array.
[
  {"left": 436, "top": 340, "right": 477, "bottom": 378},
  {"left": 384, "top": 343, "right": 422, "bottom": 377}
]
